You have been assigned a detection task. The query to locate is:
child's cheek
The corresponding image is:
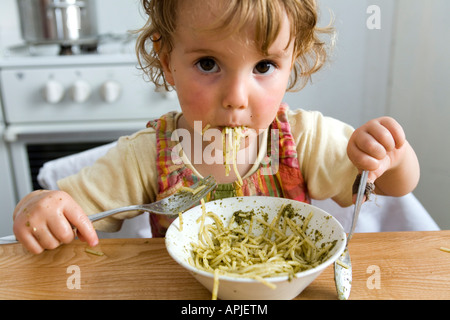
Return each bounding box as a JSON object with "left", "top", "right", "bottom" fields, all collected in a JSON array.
[
  {"left": 252, "top": 92, "right": 283, "bottom": 126},
  {"left": 178, "top": 86, "right": 212, "bottom": 122}
]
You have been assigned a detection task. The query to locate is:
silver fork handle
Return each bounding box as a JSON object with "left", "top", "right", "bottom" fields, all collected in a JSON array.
[
  {"left": 0, "top": 205, "right": 145, "bottom": 244},
  {"left": 88, "top": 205, "right": 144, "bottom": 222},
  {"left": 347, "top": 170, "right": 369, "bottom": 242}
]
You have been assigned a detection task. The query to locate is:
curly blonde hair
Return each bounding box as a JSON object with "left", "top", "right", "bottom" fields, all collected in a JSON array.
[{"left": 135, "top": 0, "right": 334, "bottom": 92}]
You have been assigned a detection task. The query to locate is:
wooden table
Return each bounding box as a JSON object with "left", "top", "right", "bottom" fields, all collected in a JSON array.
[{"left": 0, "top": 231, "right": 449, "bottom": 300}]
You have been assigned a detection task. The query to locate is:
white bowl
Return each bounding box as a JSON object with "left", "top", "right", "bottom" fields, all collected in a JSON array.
[{"left": 165, "top": 196, "right": 346, "bottom": 300}]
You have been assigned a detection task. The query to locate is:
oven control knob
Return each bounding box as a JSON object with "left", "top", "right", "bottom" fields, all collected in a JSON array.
[
  {"left": 100, "top": 81, "right": 121, "bottom": 103},
  {"left": 71, "top": 80, "right": 92, "bottom": 103},
  {"left": 43, "top": 80, "right": 65, "bottom": 104}
]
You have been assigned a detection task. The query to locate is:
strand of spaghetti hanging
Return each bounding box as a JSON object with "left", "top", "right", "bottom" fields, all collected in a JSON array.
[
  {"left": 222, "top": 126, "right": 249, "bottom": 186},
  {"left": 200, "top": 124, "right": 248, "bottom": 186}
]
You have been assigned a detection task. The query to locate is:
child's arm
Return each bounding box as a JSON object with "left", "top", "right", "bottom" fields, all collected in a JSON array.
[
  {"left": 12, "top": 190, "right": 99, "bottom": 254},
  {"left": 347, "top": 116, "right": 420, "bottom": 197}
]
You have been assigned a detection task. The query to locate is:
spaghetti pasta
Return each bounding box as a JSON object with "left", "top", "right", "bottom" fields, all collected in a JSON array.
[
  {"left": 201, "top": 124, "right": 247, "bottom": 186},
  {"left": 222, "top": 126, "right": 248, "bottom": 186},
  {"left": 189, "top": 203, "right": 337, "bottom": 298},
  {"left": 179, "top": 184, "right": 207, "bottom": 195},
  {"left": 178, "top": 212, "right": 183, "bottom": 231}
]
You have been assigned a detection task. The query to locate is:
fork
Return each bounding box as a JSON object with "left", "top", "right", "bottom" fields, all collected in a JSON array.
[
  {"left": 86, "top": 175, "right": 216, "bottom": 221},
  {"left": 334, "top": 170, "right": 369, "bottom": 300},
  {"left": 0, "top": 175, "right": 216, "bottom": 244}
]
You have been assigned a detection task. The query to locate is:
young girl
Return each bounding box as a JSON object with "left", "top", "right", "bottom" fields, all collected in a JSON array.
[{"left": 12, "top": 0, "right": 420, "bottom": 254}]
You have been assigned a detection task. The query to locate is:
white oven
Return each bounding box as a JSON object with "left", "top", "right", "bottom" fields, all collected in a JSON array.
[
  {"left": 0, "top": 122, "right": 17, "bottom": 236},
  {"left": 0, "top": 48, "right": 179, "bottom": 205},
  {"left": 4, "top": 121, "right": 142, "bottom": 200}
]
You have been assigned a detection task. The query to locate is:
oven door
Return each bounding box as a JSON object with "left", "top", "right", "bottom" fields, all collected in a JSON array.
[
  {"left": 4, "top": 121, "right": 143, "bottom": 201},
  {"left": 0, "top": 124, "right": 17, "bottom": 236}
]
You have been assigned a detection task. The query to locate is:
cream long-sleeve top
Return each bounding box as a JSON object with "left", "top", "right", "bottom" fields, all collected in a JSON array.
[{"left": 58, "top": 108, "right": 358, "bottom": 232}]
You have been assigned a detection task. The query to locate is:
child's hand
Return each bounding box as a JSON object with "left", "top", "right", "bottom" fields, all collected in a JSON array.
[
  {"left": 347, "top": 117, "right": 405, "bottom": 181},
  {"left": 13, "top": 190, "right": 98, "bottom": 254},
  {"left": 347, "top": 116, "right": 419, "bottom": 196}
]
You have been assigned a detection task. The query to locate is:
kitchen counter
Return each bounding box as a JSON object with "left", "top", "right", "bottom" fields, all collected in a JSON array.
[{"left": 0, "top": 231, "right": 449, "bottom": 300}]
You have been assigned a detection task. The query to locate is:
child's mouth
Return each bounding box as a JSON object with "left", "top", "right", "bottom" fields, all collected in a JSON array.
[
  {"left": 217, "top": 125, "right": 249, "bottom": 132},
  {"left": 201, "top": 124, "right": 252, "bottom": 139}
]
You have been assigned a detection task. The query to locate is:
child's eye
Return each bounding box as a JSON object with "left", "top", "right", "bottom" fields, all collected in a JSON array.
[
  {"left": 254, "top": 61, "right": 276, "bottom": 75},
  {"left": 195, "top": 58, "right": 219, "bottom": 73}
]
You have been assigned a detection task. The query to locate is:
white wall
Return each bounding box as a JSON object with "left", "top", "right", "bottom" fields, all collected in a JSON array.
[
  {"left": 287, "top": 0, "right": 449, "bottom": 229},
  {"left": 387, "top": 0, "right": 450, "bottom": 229},
  {"left": 287, "top": 0, "right": 450, "bottom": 229},
  {"left": 284, "top": 0, "right": 395, "bottom": 128},
  {"left": 0, "top": 0, "right": 21, "bottom": 51},
  {"left": 0, "top": 0, "right": 448, "bottom": 229}
]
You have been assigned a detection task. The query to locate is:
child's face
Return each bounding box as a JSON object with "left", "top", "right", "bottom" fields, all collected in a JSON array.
[{"left": 161, "top": 0, "right": 294, "bottom": 133}]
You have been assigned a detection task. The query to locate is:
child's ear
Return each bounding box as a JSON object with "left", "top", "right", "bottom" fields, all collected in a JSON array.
[
  {"left": 153, "top": 33, "right": 175, "bottom": 86},
  {"left": 159, "top": 51, "right": 175, "bottom": 86}
]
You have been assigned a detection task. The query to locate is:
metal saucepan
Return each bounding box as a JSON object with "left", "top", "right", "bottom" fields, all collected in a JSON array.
[{"left": 16, "top": 0, "right": 98, "bottom": 46}]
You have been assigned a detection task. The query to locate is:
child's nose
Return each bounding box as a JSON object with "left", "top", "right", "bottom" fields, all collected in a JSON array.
[{"left": 222, "top": 75, "right": 248, "bottom": 110}]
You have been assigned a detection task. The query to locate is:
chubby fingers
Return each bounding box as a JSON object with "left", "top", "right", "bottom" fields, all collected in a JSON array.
[
  {"left": 64, "top": 203, "right": 99, "bottom": 247},
  {"left": 13, "top": 190, "right": 98, "bottom": 254},
  {"left": 348, "top": 117, "right": 406, "bottom": 178},
  {"left": 14, "top": 219, "right": 69, "bottom": 254},
  {"left": 367, "top": 117, "right": 405, "bottom": 151}
]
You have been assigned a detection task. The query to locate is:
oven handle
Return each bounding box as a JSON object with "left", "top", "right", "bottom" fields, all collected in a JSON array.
[{"left": 3, "top": 122, "right": 145, "bottom": 143}]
